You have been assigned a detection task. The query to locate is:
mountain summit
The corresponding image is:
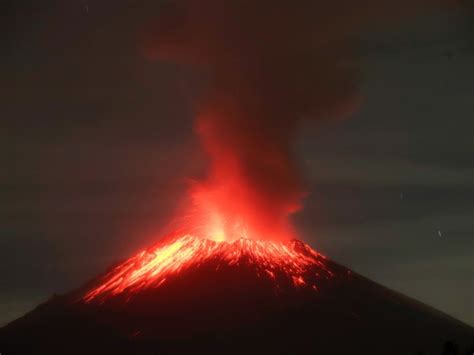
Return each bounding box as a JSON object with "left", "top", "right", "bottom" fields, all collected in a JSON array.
[{"left": 82, "top": 235, "right": 332, "bottom": 303}]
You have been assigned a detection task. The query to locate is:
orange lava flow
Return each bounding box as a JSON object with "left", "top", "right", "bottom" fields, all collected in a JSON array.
[{"left": 82, "top": 235, "right": 332, "bottom": 303}]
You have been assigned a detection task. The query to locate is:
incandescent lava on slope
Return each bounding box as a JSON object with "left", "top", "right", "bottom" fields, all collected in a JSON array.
[{"left": 82, "top": 235, "right": 333, "bottom": 303}]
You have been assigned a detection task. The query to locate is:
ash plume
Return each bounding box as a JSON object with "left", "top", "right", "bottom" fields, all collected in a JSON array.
[{"left": 145, "top": 0, "right": 458, "bottom": 240}]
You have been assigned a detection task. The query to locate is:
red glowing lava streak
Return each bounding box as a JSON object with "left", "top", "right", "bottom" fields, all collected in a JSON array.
[{"left": 82, "top": 235, "right": 332, "bottom": 303}]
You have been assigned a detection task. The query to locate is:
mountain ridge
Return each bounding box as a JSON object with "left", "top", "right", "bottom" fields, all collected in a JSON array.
[{"left": 1, "top": 236, "right": 472, "bottom": 355}]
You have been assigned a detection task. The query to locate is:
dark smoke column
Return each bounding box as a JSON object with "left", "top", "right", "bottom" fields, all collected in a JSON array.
[{"left": 145, "top": 0, "right": 457, "bottom": 241}]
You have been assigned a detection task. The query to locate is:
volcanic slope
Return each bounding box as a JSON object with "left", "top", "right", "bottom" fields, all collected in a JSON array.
[{"left": 1, "top": 235, "right": 472, "bottom": 355}]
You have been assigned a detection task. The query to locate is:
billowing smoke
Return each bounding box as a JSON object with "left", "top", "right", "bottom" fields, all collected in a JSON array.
[{"left": 146, "top": 0, "right": 457, "bottom": 241}]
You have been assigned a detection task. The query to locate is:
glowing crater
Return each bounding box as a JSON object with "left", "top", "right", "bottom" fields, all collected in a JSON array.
[{"left": 82, "top": 235, "right": 332, "bottom": 303}]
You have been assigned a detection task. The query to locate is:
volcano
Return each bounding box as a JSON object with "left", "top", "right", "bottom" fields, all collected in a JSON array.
[{"left": 1, "top": 234, "right": 472, "bottom": 355}]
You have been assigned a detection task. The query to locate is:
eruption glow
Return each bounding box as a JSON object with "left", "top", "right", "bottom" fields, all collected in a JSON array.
[
  {"left": 83, "top": 235, "right": 332, "bottom": 303},
  {"left": 146, "top": 0, "right": 362, "bottom": 245},
  {"left": 81, "top": 1, "right": 456, "bottom": 306}
]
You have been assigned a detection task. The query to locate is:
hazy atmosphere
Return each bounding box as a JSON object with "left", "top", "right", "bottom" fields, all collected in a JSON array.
[{"left": 1, "top": 0, "right": 473, "bottom": 327}]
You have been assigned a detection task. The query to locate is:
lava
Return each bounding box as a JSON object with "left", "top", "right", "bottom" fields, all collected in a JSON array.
[{"left": 82, "top": 235, "right": 332, "bottom": 303}]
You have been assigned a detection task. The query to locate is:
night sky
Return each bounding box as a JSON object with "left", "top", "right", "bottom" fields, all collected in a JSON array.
[{"left": 1, "top": 1, "right": 473, "bottom": 326}]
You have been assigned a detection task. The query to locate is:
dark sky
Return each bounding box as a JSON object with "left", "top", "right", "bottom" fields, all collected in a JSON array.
[{"left": 1, "top": 1, "right": 473, "bottom": 326}]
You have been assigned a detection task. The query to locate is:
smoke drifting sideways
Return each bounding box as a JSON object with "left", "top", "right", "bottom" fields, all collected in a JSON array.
[{"left": 144, "top": 0, "right": 458, "bottom": 242}]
